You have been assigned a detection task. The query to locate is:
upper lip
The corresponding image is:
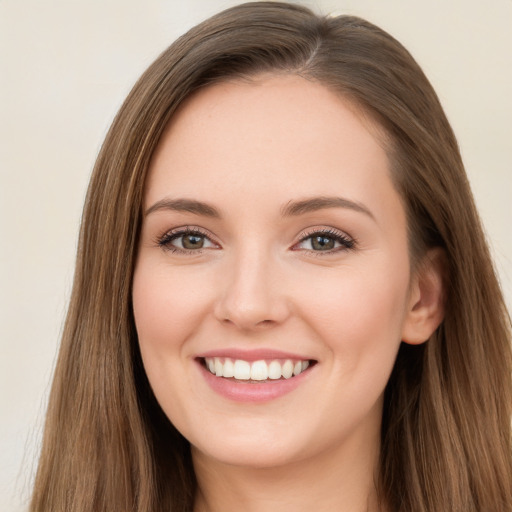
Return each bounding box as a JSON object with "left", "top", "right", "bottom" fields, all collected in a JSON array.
[{"left": 196, "top": 348, "right": 315, "bottom": 362}]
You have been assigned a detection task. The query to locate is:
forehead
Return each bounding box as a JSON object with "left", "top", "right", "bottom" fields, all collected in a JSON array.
[{"left": 144, "top": 74, "right": 399, "bottom": 222}]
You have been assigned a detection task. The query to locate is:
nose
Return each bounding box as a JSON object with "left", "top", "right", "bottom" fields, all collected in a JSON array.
[{"left": 213, "top": 248, "right": 290, "bottom": 331}]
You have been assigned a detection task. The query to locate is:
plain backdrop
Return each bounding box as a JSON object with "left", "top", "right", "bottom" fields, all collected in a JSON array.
[{"left": 1, "top": 1, "right": 511, "bottom": 510}]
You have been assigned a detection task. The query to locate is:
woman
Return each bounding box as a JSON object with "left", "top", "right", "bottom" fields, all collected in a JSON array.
[{"left": 30, "top": 2, "right": 512, "bottom": 511}]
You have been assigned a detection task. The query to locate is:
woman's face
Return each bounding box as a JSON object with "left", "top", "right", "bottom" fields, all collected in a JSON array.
[{"left": 133, "top": 75, "right": 417, "bottom": 469}]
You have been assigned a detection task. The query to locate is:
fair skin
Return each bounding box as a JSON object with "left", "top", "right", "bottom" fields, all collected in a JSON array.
[{"left": 132, "top": 75, "right": 444, "bottom": 512}]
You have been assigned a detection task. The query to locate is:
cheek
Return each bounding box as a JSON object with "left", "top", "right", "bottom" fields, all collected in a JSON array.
[
  {"left": 295, "top": 265, "right": 410, "bottom": 441},
  {"left": 133, "top": 261, "right": 209, "bottom": 345},
  {"left": 131, "top": 260, "right": 218, "bottom": 428},
  {"left": 296, "top": 258, "right": 410, "bottom": 372},
  {"left": 131, "top": 260, "right": 216, "bottom": 393}
]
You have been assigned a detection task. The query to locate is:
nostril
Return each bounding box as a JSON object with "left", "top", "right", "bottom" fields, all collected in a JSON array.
[{"left": 256, "top": 319, "right": 274, "bottom": 326}]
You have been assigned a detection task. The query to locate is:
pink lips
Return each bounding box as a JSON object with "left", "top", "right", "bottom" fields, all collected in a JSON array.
[
  {"left": 195, "top": 348, "right": 315, "bottom": 403},
  {"left": 197, "top": 348, "right": 310, "bottom": 362}
]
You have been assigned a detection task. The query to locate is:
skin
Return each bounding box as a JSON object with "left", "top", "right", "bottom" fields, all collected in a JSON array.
[{"left": 132, "top": 75, "right": 444, "bottom": 512}]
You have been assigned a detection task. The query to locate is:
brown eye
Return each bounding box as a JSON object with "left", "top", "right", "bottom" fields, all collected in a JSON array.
[
  {"left": 182, "top": 234, "right": 205, "bottom": 249},
  {"left": 294, "top": 230, "right": 355, "bottom": 253},
  {"left": 311, "top": 235, "right": 335, "bottom": 251},
  {"left": 158, "top": 229, "right": 217, "bottom": 252}
]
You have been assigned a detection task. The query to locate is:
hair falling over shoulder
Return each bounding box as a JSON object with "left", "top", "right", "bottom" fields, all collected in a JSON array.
[{"left": 30, "top": 2, "right": 512, "bottom": 511}]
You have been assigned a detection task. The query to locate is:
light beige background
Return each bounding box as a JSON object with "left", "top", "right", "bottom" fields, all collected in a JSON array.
[{"left": 1, "top": 1, "right": 510, "bottom": 510}]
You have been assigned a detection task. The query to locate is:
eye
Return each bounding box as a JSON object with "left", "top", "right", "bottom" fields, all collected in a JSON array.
[
  {"left": 294, "top": 229, "right": 355, "bottom": 253},
  {"left": 157, "top": 227, "right": 218, "bottom": 253}
]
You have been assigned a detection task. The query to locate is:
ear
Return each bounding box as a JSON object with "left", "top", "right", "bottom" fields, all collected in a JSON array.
[{"left": 401, "top": 248, "right": 446, "bottom": 345}]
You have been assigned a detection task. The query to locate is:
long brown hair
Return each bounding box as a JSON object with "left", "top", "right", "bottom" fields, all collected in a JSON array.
[{"left": 30, "top": 3, "right": 512, "bottom": 511}]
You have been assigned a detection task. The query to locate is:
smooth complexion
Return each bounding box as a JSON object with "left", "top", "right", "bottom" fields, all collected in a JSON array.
[{"left": 132, "top": 75, "right": 444, "bottom": 512}]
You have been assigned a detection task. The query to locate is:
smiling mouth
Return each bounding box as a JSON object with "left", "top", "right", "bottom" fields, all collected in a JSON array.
[{"left": 200, "top": 357, "right": 316, "bottom": 382}]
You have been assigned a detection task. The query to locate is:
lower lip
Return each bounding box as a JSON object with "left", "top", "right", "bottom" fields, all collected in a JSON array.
[{"left": 197, "top": 361, "right": 313, "bottom": 403}]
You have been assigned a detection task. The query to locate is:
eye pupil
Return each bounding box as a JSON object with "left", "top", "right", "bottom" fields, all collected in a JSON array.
[
  {"left": 182, "top": 234, "right": 204, "bottom": 249},
  {"left": 312, "top": 236, "right": 335, "bottom": 250}
]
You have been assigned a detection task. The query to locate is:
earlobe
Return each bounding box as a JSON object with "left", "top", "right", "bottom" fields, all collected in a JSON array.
[{"left": 401, "top": 248, "right": 446, "bottom": 345}]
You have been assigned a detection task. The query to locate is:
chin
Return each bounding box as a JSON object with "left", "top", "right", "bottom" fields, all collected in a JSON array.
[
  {"left": 187, "top": 420, "right": 311, "bottom": 469},
  {"left": 192, "top": 441, "right": 303, "bottom": 470}
]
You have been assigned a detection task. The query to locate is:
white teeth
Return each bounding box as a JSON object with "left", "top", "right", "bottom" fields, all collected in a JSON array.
[
  {"left": 268, "top": 360, "right": 282, "bottom": 380},
  {"left": 250, "top": 360, "right": 268, "bottom": 381},
  {"left": 204, "top": 357, "right": 311, "bottom": 381},
  {"left": 282, "top": 360, "right": 293, "bottom": 379},
  {"left": 214, "top": 358, "right": 223, "bottom": 377},
  {"left": 233, "top": 360, "right": 251, "bottom": 380},
  {"left": 223, "top": 358, "right": 234, "bottom": 378}
]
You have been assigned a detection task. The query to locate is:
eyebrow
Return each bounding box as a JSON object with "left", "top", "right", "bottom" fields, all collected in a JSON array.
[
  {"left": 281, "top": 196, "right": 375, "bottom": 220},
  {"left": 145, "top": 198, "right": 221, "bottom": 218},
  {"left": 144, "top": 195, "right": 375, "bottom": 221}
]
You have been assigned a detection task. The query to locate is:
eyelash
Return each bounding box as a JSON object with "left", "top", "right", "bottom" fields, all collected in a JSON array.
[
  {"left": 156, "top": 226, "right": 356, "bottom": 255},
  {"left": 156, "top": 226, "right": 217, "bottom": 254},
  {"left": 294, "top": 228, "right": 355, "bottom": 255}
]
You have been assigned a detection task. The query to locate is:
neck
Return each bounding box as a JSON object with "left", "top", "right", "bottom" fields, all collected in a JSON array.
[{"left": 192, "top": 430, "right": 385, "bottom": 512}]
